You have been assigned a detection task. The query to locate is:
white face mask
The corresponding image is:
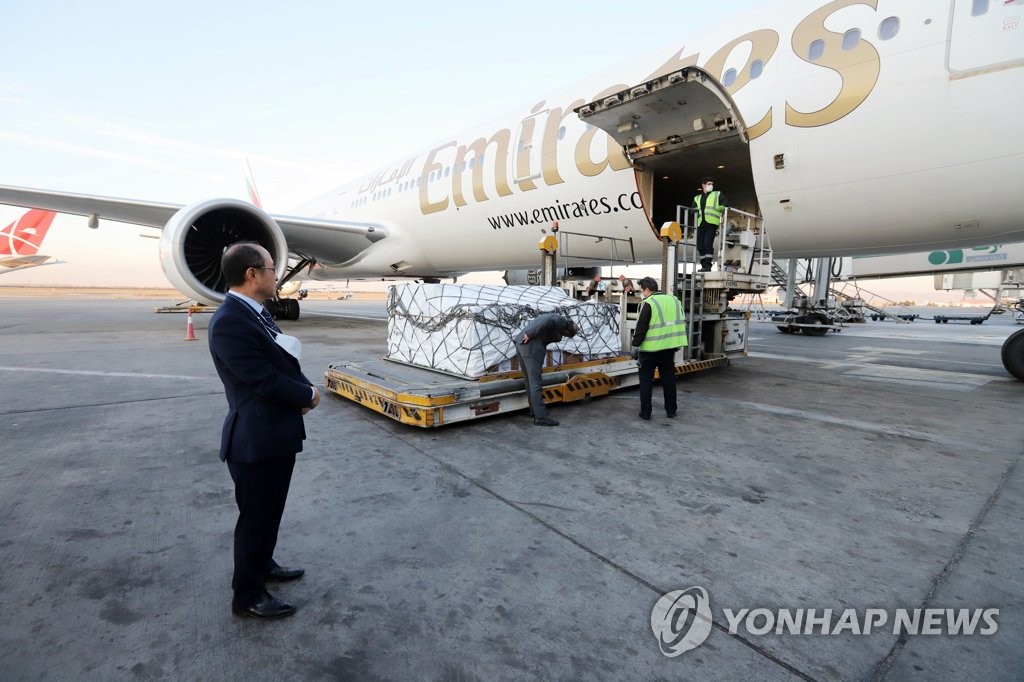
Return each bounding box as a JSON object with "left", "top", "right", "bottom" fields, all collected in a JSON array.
[
  {"left": 274, "top": 333, "right": 303, "bottom": 360},
  {"left": 704, "top": 184, "right": 714, "bottom": 191}
]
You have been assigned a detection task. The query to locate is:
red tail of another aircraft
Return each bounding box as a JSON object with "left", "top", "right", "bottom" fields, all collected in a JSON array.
[{"left": 0, "top": 209, "right": 57, "bottom": 256}]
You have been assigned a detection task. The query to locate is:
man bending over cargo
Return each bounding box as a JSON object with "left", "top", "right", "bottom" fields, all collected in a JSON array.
[{"left": 514, "top": 313, "right": 577, "bottom": 426}]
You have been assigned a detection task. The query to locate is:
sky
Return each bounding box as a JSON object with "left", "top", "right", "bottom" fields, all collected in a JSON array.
[{"left": 0, "top": 0, "right": 989, "bottom": 303}]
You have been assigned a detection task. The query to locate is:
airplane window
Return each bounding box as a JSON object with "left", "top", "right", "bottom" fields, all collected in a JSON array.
[
  {"left": 558, "top": 126, "right": 566, "bottom": 140},
  {"left": 430, "top": 171, "right": 435, "bottom": 182},
  {"left": 444, "top": 166, "right": 450, "bottom": 178},
  {"left": 808, "top": 39, "right": 825, "bottom": 61},
  {"left": 461, "top": 161, "right": 466, "bottom": 172},
  {"left": 723, "top": 68, "right": 737, "bottom": 87},
  {"left": 972, "top": 0, "right": 989, "bottom": 16},
  {"left": 750, "top": 59, "right": 764, "bottom": 79},
  {"left": 842, "top": 28, "right": 861, "bottom": 51},
  {"left": 469, "top": 158, "right": 475, "bottom": 169},
  {"left": 879, "top": 16, "right": 899, "bottom": 40}
]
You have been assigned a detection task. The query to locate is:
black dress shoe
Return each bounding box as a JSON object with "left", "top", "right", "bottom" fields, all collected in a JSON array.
[
  {"left": 639, "top": 412, "right": 651, "bottom": 421},
  {"left": 666, "top": 411, "right": 677, "bottom": 418},
  {"left": 533, "top": 416, "right": 559, "bottom": 426},
  {"left": 266, "top": 564, "right": 305, "bottom": 582},
  {"left": 232, "top": 591, "right": 296, "bottom": 620}
]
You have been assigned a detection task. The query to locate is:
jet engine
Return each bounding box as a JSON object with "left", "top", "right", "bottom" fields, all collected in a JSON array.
[{"left": 158, "top": 198, "right": 289, "bottom": 305}]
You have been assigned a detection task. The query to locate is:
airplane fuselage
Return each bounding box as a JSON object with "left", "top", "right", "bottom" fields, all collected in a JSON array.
[{"left": 298, "top": 0, "right": 1024, "bottom": 280}]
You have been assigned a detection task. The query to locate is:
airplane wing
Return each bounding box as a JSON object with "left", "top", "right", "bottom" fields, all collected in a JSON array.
[
  {"left": 0, "top": 184, "right": 388, "bottom": 266},
  {"left": 0, "top": 185, "right": 179, "bottom": 228}
]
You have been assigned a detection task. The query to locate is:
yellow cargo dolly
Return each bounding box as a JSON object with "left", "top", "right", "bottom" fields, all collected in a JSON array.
[
  {"left": 323, "top": 219, "right": 766, "bottom": 428},
  {"left": 323, "top": 354, "right": 728, "bottom": 428}
]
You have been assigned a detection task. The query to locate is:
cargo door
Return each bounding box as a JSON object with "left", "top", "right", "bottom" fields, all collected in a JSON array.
[
  {"left": 948, "top": 0, "right": 1024, "bottom": 76},
  {"left": 576, "top": 67, "right": 747, "bottom": 162},
  {"left": 575, "top": 67, "right": 755, "bottom": 229}
]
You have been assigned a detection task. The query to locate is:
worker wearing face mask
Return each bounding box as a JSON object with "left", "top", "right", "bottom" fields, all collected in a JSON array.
[
  {"left": 692, "top": 177, "right": 728, "bottom": 272},
  {"left": 630, "top": 277, "right": 687, "bottom": 420}
]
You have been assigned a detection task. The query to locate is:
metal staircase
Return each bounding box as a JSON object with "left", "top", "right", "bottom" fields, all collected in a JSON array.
[{"left": 829, "top": 281, "right": 918, "bottom": 323}]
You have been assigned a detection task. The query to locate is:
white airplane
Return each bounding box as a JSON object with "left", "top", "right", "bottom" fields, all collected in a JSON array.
[
  {"left": 0, "top": 0, "right": 1022, "bottom": 367},
  {"left": 0, "top": 209, "right": 59, "bottom": 274}
]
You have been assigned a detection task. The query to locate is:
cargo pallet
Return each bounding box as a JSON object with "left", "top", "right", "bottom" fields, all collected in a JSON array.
[{"left": 324, "top": 354, "right": 728, "bottom": 428}]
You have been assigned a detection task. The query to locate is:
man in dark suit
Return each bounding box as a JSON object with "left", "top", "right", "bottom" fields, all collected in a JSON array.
[
  {"left": 513, "top": 313, "right": 577, "bottom": 426},
  {"left": 208, "top": 242, "right": 320, "bottom": 619}
]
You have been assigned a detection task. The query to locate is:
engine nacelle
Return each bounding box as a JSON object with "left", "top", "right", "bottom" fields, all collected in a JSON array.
[{"left": 159, "top": 199, "right": 289, "bottom": 305}]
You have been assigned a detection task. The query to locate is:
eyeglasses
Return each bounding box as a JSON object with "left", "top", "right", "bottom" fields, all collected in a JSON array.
[{"left": 249, "top": 265, "right": 276, "bottom": 271}]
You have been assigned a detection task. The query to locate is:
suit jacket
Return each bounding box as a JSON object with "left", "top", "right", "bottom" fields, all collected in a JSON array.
[
  {"left": 208, "top": 294, "right": 313, "bottom": 463},
  {"left": 513, "top": 313, "right": 573, "bottom": 362}
]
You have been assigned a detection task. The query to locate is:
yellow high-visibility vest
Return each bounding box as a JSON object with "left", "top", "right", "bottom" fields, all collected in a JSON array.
[
  {"left": 693, "top": 190, "right": 724, "bottom": 226},
  {"left": 638, "top": 293, "right": 688, "bottom": 352}
]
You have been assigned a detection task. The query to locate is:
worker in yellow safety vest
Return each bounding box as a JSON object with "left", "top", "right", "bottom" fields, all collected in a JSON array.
[
  {"left": 630, "top": 277, "right": 688, "bottom": 420},
  {"left": 692, "top": 176, "right": 728, "bottom": 272}
]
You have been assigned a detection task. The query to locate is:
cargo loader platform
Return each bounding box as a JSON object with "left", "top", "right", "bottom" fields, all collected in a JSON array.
[{"left": 324, "top": 354, "right": 728, "bottom": 428}]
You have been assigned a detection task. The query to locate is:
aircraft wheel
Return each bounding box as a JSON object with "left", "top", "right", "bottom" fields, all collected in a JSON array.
[
  {"left": 282, "top": 298, "right": 300, "bottom": 320},
  {"left": 264, "top": 299, "right": 282, "bottom": 320},
  {"left": 801, "top": 313, "right": 830, "bottom": 337},
  {"left": 1001, "top": 329, "right": 1024, "bottom": 381}
]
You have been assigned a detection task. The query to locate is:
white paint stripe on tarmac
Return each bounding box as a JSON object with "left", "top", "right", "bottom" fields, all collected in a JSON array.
[
  {"left": 848, "top": 346, "right": 927, "bottom": 355},
  {"left": 302, "top": 311, "right": 386, "bottom": 321},
  {"left": 748, "top": 351, "right": 1010, "bottom": 388},
  {"left": 0, "top": 366, "right": 210, "bottom": 380},
  {"left": 695, "top": 394, "right": 998, "bottom": 454}
]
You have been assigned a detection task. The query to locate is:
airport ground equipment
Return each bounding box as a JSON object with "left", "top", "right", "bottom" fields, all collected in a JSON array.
[
  {"left": 184, "top": 309, "right": 198, "bottom": 341},
  {"left": 324, "top": 219, "right": 772, "bottom": 426},
  {"left": 154, "top": 301, "right": 215, "bottom": 314},
  {"left": 324, "top": 354, "right": 728, "bottom": 428},
  {"left": 933, "top": 311, "right": 993, "bottom": 325},
  {"left": 760, "top": 259, "right": 939, "bottom": 332},
  {"left": 830, "top": 281, "right": 919, "bottom": 322}
]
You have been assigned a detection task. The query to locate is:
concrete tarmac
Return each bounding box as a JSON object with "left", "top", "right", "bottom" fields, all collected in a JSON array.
[{"left": 1, "top": 295, "right": 1021, "bottom": 680}]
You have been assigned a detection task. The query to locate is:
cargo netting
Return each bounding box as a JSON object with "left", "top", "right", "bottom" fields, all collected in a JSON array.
[{"left": 386, "top": 284, "right": 622, "bottom": 378}]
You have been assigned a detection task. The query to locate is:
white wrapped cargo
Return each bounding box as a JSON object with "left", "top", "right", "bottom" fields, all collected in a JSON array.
[{"left": 386, "top": 284, "right": 621, "bottom": 378}]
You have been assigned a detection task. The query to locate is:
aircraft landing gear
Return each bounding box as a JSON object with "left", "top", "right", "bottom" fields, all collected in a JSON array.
[
  {"left": 1002, "top": 328, "right": 1024, "bottom": 381},
  {"left": 266, "top": 297, "right": 300, "bottom": 321}
]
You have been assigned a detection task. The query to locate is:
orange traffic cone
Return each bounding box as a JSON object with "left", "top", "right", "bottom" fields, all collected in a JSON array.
[{"left": 184, "top": 309, "right": 198, "bottom": 341}]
